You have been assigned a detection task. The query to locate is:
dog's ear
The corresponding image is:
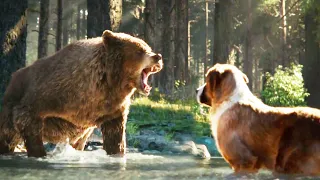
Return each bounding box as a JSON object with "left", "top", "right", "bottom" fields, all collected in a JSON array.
[
  {"left": 206, "top": 69, "right": 229, "bottom": 91},
  {"left": 207, "top": 71, "right": 221, "bottom": 91},
  {"left": 243, "top": 73, "right": 249, "bottom": 84}
]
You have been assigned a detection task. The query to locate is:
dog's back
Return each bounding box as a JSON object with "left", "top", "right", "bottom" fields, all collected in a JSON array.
[{"left": 276, "top": 107, "right": 320, "bottom": 174}]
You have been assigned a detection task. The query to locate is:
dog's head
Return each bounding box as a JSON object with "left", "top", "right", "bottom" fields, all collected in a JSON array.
[{"left": 196, "top": 64, "right": 249, "bottom": 107}]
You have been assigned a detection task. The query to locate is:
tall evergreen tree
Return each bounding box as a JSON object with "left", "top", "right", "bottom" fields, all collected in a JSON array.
[
  {"left": 213, "top": 0, "right": 233, "bottom": 64},
  {"left": 0, "top": 0, "right": 27, "bottom": 105},
  {"left": 38, "top": 0, "right": 50, "bottom": 59},
  {"left": 304, "top": 3, "right": 320, "bottom": 108},
  {"left": 159, "top": 0, "right": 175, "bottom": 95},
  {"left": 175, "top": 0, "right": 189, "bottom": 82},
  {"left": 87, "top": 0, "right": 122, "bottom": 38},
  {"left": 56, "top": 0, "right": 62, "bottom": 51},
  {"left": 244, "top": 0, "right": 253, "bottom": 90}
]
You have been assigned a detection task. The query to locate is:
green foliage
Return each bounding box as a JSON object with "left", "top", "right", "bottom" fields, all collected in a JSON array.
[
  {"left": 149, "top": 88, "right": 165, "bottom": 102},
  {"left": 132, "top": 139, "right": 141, "bottom": 148},
  {"left": 261, "top": 63, "right": 309, "bottom": 107},
  {"left": 302, "top": 0, "right": 320, "bottom": 41},
  {"left": 164, "top": 132, "right": 175, "bottom": 141},
  {"left": 126, "top": 121, "right": 139, "bottom": 135},
  {"left": 174, "top": 80, "right": 186, "bottom": 89},
  {"left": 257, "top": 0, "right": 280, "bottom": 15},
  {"left": 150, "top": 80, "right": 198, "bottom": 102},
  {"left": 128, "top": 138, "right": 141, "bottom": 148},
  {"left": 128, "top": 97, "right": 211, "bottom": 137},
  {"left": 302, "top": 0, "right": 320, "bottom": 12}
]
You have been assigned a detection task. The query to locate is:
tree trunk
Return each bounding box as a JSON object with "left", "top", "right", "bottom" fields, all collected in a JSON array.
[
  {"left": 304, "top": 6, "right": 320, "bottom": 108},
  {"left": 160, "top": 0, "right": 175, "bottom": 95},
  {"left": 196, "top": 49, "right": 200, "bottom": 75},
  {"left": 108, "top": 0, "right": 122, "bottom": 32},
  {"left": 213, "top": 0, "right": 233, "bottom": 64},
  {"left": 87, "top": 0, "right": 100, "bottom": 38},
  {"left": 69, "top": 7, "right": 74, "bottom": 42},
  {"left": 0, "top": 0, "right": 27, "bottom": 105},
  {"left": 81, "top": 3, "right": 87, "bottom": 39},
  {"left": 38, "top": 0, "right": 49, "bottom": 59},
  {"left": 175, "top": 0, "right": 188, "bottom": 82},
  {"left": 62, "top": 0, "right": 69, "bottom": 46},
  {"left": 87, "top": 0, "right": 122, "bottom": 38},
  {"left": 204, "top": 0, "right": 209, "bottom": 81},
  {"left": 153, "top": 0, "right": 165, "bottom": 88},
  {"left": 56, "top": 0, "right": 62, "bottom": 51},
  {"left": 254, "top": 57, "right": 260, "bottom": 93},
  {"left": 244, "top": 0, "right": 253, "bottom": 90},
  {"left": 144, "top": 0, "right": 157, "bottom": 49},
  {"left": 280, "top": 0, "right": 287, "bottom": 66},
  {"left": 145, "top": 0, "right": 158, "bottom": 86},
  {"left": 77, "top": 4, "right": 81, "bottom": 40},
  {"left": 188, "top": 20, "right": 192, "bottom": 82},
  {"left": 184, "top": 2, "right": 190, "bottom": 83},
  {"left": 210, "top": 0, "right": 216, "bottom": 66}
]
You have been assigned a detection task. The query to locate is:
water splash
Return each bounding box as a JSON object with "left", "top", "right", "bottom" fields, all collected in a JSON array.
[{"left": 43, "top": 142, "right": 163, "bottom": 165}]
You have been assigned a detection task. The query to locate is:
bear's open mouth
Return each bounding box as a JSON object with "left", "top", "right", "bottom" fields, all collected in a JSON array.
[{"left": 141, "top": 64, "right": 162, "bottom": 95}]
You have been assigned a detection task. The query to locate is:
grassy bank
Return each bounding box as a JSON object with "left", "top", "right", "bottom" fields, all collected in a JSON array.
[{"left": 127, "top": 97, "right": 211, "bottom": 138}]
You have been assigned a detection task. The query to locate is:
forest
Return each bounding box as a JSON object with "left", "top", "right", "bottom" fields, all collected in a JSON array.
[
  {"left": 1, "top": 1, "right": 320, "bottom": 178},
  {"left": 1, "top": 0, "right": 320, "bottom": 144},
  {"left": 1, "top": 0, "right": 320, "bottom": 108}
]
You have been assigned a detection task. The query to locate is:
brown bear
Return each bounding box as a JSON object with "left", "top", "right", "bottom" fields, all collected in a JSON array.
[{"left": 0, "top": 30, "right": 163, "bottom": 157}]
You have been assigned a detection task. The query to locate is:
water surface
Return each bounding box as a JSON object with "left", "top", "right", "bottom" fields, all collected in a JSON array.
[{"left": 0, "top": 144, "right": 318, "bottom": 180}]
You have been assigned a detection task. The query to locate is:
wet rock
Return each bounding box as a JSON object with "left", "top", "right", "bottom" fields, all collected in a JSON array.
[
  {"left": 174, "top": 133, "right": 193, "bottom": 142},
  {"left": 162, "top": 149, "right": 173, "bottom": 154},
  {"left": 148, "top": 142, "right": 158, "bottom": 150},
  {"left": 127, "top": 129, "right": 219, "bottom": 157},
  {"left": 85, "top": 145, "right": 101, "bottom": 151},
  {"left": 128, "top": 133, "right": 169, "bottom": 151},
  {"left": 84, "top": 141, "right": 103, "bottom": 151},
  {"left": 93, "top": 128, "right": 102, "bottom": 136},
  {"left": 44, "top": 142, "right": 56, "bottom": 152},
  {"left": 165, "top": 141, "right": 197, "bottom": 154},
  {"left": 147, "top": 137, "right": 156, "bottom": 142},
  {"left": 195, "top": 144, "right": 211, "bottom": 158},
  {"left": 86, "top": 141, "right": 103, "bottom": 146},
  {"left": 126, "top": 147, "right": 140, "bottom": 153},
  {"left": 143, "top": 150, "right": 161, "bottom": 154},
  {"left": 181, "top": 141, "right": 198, "bottom": 154},
  {"left": 163, "top": 140, "right": 211, "bottom": 158},
  {"left": 194, "top": 136, "right": 220, "bottom": 156},
  {"left": 158, "top": 130, "right": 166, "bottom": 136},
  {"left": 140, "top": 129, "right": 156, "bottom": 135}
]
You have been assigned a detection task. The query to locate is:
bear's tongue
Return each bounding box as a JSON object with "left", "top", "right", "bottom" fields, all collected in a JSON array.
[{"left": 142, "top": 71, "right": 152, "bottom": 92}]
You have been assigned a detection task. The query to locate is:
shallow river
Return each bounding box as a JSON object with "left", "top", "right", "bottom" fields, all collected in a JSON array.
[{"left": 0, "top": 144, "right": 318, "bottom": 180}]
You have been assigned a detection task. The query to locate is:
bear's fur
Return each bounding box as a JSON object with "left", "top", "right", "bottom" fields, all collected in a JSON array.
[{"left": 0, "top": 30, "right": 163, "bottom": 157}]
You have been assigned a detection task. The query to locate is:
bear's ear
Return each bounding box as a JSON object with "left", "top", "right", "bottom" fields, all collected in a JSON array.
[{"left": 102, "top": 30, "right": 117, "bottom": 46}]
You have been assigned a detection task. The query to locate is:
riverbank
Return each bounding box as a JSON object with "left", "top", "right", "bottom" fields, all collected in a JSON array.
[{"left": 87, "top": 97, "right": 221, "bottom": 157}]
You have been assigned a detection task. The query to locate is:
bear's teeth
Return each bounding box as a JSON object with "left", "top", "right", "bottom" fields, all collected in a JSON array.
[
  {"left": 144, "top": 85, "right": 152, "bottom": 92},
  {"left": 142, "top": 70, "right": 150, "bottom": 86}
]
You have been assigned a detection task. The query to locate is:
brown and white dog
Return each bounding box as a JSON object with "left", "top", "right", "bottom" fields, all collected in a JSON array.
[{"left": 196, "top": 63, "right": 320, "bottom": 175}]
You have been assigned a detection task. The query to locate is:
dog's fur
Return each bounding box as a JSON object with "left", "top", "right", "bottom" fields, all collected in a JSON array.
[
  {"left": 197, "top": 63, "right": 320, "bottom": 175},
  {"left": 0, "top": 30, "right": 163, "bottom": 157}
]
